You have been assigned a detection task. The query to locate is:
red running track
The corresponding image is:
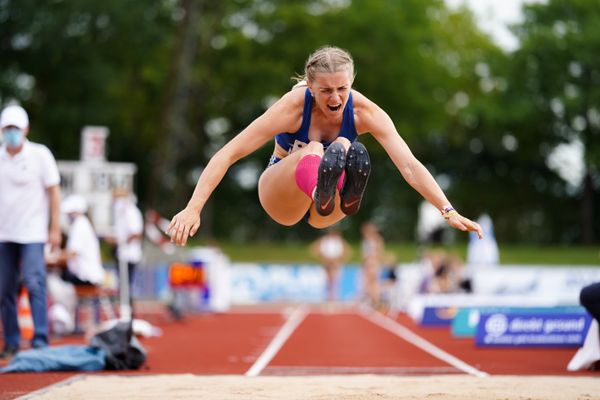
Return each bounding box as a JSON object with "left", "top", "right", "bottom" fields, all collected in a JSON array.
[
  {"left": 0, "top": 304, "right": 597, "bottom": 399},
  {"left": 266, "top": 311, "right": 459, "bottom": 375}
]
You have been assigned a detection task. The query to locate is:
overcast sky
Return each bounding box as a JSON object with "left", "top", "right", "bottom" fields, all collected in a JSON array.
[{"left": 445, "top": 0, "right": 547, "bottom": 51}]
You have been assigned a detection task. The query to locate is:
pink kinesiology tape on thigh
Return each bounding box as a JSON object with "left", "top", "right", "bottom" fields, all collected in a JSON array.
[{"left": 295, "top": 154, "right": 321, "bottom": 198}]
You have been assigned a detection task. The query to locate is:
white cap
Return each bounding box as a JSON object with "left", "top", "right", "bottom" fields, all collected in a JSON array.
[
  {"left": 62, "top": 195, "right": 88, "bottom": 214},
  {"left": 0, "top": 105, "right": 29, "bottom": 129}
]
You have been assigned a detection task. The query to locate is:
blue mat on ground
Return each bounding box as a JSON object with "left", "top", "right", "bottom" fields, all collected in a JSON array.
[{"left": 0, "top": 345, "right": 105, "bottom": 373}]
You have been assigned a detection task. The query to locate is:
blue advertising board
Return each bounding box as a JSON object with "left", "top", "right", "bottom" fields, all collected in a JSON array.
[
  {"left": 420, "top": 306, "right": 459, "bottom": 326},
  {"left": 476, "top": 312, "right": 592, "bottom": 347},
  {"left": 452, "top": 306, "right": 586, "bottom": 337},
  {"left": 229, "top": 263, "right": 361, "bottom": 303}
]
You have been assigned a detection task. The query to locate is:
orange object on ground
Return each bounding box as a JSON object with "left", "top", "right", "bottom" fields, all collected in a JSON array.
[{"left": 18, "top": 287, "right": 34, "bottom": 341}]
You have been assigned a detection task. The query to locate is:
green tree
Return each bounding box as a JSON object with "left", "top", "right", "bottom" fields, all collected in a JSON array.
[
  {"left": 0, "top": 0, "right": 176, "bottom": 200},
  {"left": 508, "top": 0, "right": 600, "bottom": 243}
]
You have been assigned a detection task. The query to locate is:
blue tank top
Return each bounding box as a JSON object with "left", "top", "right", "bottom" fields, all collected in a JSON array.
[{"left": 269, "top": 88, "right": 358, "bottom": 166}]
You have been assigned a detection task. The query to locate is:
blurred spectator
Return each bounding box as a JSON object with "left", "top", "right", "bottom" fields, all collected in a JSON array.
[
  {"left": 145, "top": 209, "right": 175, "bottom": 255},
  {"left": 466, "top": 214, "right": 499, "bottom": 265},
  {"left": 419, "top": 250, "right": 463, "bottom": 294},
  {"left": 416, "top": 201, "right": 447, "bottom": 245},
  {"left": 0, "top": 105, "right": 61, "bottom": 358},
  {"left": 46, "top": 272, "right": 76, "bottom": 335},
  {"left": 462, "top": 213, "right": 499, "bottom": 292},
  {"left": 433, "top": 254, "right": 463, "bottom": 294},
  {"left": 310, "top": 229, "right": 352, "bottom": 301},
  {"left": 360, "top": 222, "right": 384, "bottom": 307},
  {"left": 418, "top": 249, "right": 443, "bottom": 293},
  {"left": 379, "top": 251, "right": 398, "bottom": 312},
  {"left": 45, "top": 233, "right": 76, "bottom": 335},
  {"left": 58, "top": 195, "right": 105, "bottom": 287},
  {"left": 105, "top": 188, "right": 144, "bottom": 317},
  {"left": 46, "top": 195, "right": 106, "bottom": 334}
]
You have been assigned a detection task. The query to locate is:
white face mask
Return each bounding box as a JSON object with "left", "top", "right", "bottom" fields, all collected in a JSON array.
[{"left": 2, "top": 127, "right": 25, "bottom": 148}]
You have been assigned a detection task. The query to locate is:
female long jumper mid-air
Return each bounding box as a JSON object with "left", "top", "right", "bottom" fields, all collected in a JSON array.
[{"left": 167, "top": 46, "right": 483, "bottom": 245}]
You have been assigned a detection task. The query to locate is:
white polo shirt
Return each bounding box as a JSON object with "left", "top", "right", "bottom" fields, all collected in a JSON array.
[
  {"left": 113, "top": 198, "right": 144, "bottom": 264},
  {"left": 66, "top": 214, "right": 105, "bottom": 285},
  {"left": 0, "top": 141, "right": 60, "bottom": 243}
]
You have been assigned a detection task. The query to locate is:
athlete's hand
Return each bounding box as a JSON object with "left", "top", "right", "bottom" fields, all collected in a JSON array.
[
  {"left": 166, "top": 207, "right": 201, "bottom": 246},
  {"left": 445, "top": 213, "right": 483, "bottom": 239}
]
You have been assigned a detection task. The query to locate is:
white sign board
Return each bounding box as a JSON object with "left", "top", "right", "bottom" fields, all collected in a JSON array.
[
  {"left": 57, "top": 160, "right": 137, "bottom": 237},
  {"left": 80, "top": 126, "right": 109, "bottom": 163}
]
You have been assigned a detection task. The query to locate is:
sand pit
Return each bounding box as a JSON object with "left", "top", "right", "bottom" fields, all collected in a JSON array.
[{"left": 27, "top": 374, "right": 600, "bottom": 400}]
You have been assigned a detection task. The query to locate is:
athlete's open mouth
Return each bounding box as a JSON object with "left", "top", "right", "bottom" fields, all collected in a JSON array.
[{"left": 327, "top": 104, "right": 342, "bottom": 112}]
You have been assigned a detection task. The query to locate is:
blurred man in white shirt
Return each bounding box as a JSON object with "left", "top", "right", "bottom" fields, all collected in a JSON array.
[{"left": 0, "top": 105, "right": 61, "bottom": 357}]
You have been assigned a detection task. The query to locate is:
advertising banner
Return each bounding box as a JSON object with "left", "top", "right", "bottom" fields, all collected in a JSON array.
[
  {"left": 452, "top": 306, "right": 586, "bottom": 337},
  {"left": 476, "top": 312, "right": 592, "bottom": 347},
  {"left": 420, "top": 307, "right": 460, "bottom": 326}
]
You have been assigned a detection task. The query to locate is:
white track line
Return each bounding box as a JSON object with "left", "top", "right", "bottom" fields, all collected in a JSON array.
[
  {"left": 261, "top": 365, "right": 460, "bottom": 375},
  {"left": 358, "top": 308, "right": 489, "bottom": 378},
  {"left": 245, "top": 306, "right": 308, "bottom": 377}
]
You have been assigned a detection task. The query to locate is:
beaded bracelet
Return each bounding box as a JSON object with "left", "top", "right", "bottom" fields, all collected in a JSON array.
[
  {"left": 440, "top": 205, "right": 457, "bottom": 220},
  {"left": 440, "top": 205, "right": 454, "bottom": 215},
  {"left": 443, "top": 210, "right": 458, "bottom": 220}
]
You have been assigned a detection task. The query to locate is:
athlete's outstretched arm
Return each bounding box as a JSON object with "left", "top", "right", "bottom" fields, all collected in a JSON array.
[
  {"left": 356, "top": 95, "right": 483, "bottom": 239},
  {"left": 167, "top": 93, "right": 300, "bottom": 245}
]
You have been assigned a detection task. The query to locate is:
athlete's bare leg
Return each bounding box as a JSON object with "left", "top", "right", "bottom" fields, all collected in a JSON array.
[
  {"left": 259, "top": 141, "right": 324, "bottom": 225},
  {"left": 258, "top": 137, "right": 352, "bottom": 227}
]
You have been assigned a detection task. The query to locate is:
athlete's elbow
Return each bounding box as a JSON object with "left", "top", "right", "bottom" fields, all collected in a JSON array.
[
  {"left": 399, "top": 162, "right": 418, "bottom": 185},
  {"left": 402, "top": 171, "right": 417, "bottom": 186},
  {"left": 212, "top": 147, "right": 237, "bottom": 166}
]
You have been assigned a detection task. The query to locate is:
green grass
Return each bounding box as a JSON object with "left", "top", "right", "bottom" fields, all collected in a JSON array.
[
  {"left": 487, "top": 245, "right": 600, "bottom": 265},
  {"left": 214, "top": 241, "right": 600, "bottom": 265}
]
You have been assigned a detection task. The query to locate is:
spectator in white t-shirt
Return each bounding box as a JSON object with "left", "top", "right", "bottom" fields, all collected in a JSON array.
[
  {"left": 59, "top": 195, "right": 105, "bottom": 286},
  {"left": 105, "top": 188, "right": 144, "bottom": 314},
  {"left": 0, "top": 105, "right": 61, "bottom": 358}
]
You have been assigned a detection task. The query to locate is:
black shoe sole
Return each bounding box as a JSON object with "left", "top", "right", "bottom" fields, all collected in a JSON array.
[
  {"left": 314, "top": 143, "right": 346, "bottom": 216},
  {"left": 340, "top": 141, "right": 370, "bottom": 215}
]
